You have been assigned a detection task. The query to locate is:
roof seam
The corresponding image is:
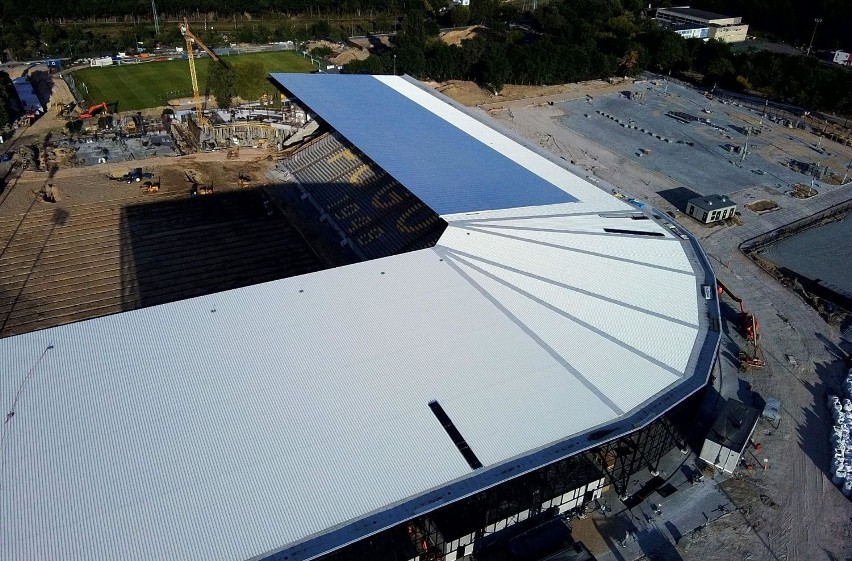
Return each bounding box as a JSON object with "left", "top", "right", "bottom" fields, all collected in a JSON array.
[{"left": 444, "top": 250, "right": 687, "bottom": 379}]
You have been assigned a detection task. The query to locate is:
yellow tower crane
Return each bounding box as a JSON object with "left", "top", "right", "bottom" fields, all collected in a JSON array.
[{"left": 179, "top": 18, "right": 221, "bottom": 124}]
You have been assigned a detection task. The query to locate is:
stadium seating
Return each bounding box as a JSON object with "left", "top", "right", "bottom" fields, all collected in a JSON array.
[{"left": 281, "top": 132, "right": 446, "bottom": 260}]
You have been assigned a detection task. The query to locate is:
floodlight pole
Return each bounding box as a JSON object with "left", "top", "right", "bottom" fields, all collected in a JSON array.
[
  {"left": 740, "top": 126, "right": 750, "bottom": 165},
  {"left": 151, "top": 0, "right": 160, "bottom": 35},
  {"left": 806, "top": 18, "right": 822, "bottom": 56}
]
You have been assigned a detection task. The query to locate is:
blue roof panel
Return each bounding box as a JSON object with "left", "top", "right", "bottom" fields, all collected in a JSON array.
[{"left": 270, "top": 74, "right": 576, "bottom": 215}]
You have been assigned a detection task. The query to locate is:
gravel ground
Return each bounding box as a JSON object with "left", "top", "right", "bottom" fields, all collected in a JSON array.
[{"left": 461, "top": 80, "right": 852, "bottom": 561}]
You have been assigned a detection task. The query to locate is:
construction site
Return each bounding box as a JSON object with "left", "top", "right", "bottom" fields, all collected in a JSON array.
[
  {"left": 478, "top": 74, "right": 852, "bottom": 559},
  {"left": 0, "top": 43, "right": 851, "bottom": 561}
]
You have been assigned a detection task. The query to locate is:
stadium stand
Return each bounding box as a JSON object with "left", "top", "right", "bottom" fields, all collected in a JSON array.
[{"left": 279, "top": 131, "right": 447, "bottom": 260}]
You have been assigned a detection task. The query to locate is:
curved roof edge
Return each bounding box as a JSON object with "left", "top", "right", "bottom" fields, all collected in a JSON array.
[{"left": 254, "top": 204, "right": 720, "bottom": 561}]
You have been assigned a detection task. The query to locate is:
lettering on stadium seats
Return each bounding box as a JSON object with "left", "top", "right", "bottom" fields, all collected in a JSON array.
[
  {"left": 346, "top": 215, "right": 373, "bottom": 233},
  {"left": 372, "top": 183, "right": 409, "bottom": 209},
  {"left": 397, "top": 203, "right": 436, "bottom": 234},
  {"left": 349, "top": 164, "right": 370, "bottom": 185},
  {"left": 357, "top": 226, "right": 384, "bottom": 246},
  {"left": 327, "top": 148, "right": 358, "bottom": 164},
  {"left": 334, "top": 203, "right": 361, "bottom": 220}
]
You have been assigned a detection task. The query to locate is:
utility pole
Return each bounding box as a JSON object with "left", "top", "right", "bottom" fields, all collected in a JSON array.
[
  {"left": 740, "top": 126, "right": 750, "bottom": 166},
  {"left": 758, "top": 98, "right": 768, "bottom": 126},
  {"left": 806, "top": 18, "right": 822, "bottom": 56},
  {"left": 151, "top": 0, "right": 159, "bottom": 35}
]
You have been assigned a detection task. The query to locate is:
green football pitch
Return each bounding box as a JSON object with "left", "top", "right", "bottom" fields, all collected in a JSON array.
[{"left": 72, "top": 51, "right": 314, "bottom": 112}]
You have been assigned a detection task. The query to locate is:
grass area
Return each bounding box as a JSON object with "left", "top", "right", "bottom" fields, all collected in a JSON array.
[{"left": 72, "top": 51, "right": 314, "bottom": 112}]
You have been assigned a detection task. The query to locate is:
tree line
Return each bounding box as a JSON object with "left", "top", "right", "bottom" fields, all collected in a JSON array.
[
  {"left": 0, "top": 71, "right": 12, "bottom": 129},
  {"left": 0, "top": 0, "right": 401, "bottom": 21},
  {"left": 344, "top": 1, "right": 852, "bottom": 117}
]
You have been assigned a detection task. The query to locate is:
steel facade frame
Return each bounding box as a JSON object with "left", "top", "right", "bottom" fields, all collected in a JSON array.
[{"left": 315, "top": 396, "right": 699, "bottom": 561}]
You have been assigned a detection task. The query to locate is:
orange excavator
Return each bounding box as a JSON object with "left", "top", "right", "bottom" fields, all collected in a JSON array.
[
  {"left": 80, "top": 102, "right": 108, "bottom": 119},
  {"left": 717, "top": 280, "right": 764, "bottom": 370}
]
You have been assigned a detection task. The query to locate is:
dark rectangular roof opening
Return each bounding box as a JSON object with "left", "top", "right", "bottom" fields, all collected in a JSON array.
[
  {"left": 428, "top": 400, "right": 483, "bottom": 470},
  {"left": 603, "top": 228, "right": 665, "bottom": 237}
]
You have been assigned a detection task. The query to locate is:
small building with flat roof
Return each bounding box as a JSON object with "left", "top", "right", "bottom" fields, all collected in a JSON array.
[
  {"left": 686, "top": 194, "right": 736, "bottom": 224},
  {"left": 833, "top": 50, "right": 851, "bottom": 66},
  {"left": 699, "top": 399, "right": 761, "bottom": 473}
]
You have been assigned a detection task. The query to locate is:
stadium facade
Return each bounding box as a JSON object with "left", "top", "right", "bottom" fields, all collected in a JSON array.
[{"left": 1, "top": 74, "right": 720, "bottom": 561}]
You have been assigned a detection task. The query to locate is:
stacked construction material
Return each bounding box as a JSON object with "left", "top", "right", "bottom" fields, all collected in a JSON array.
[{"left": 828, "top": 369, "right": 852, "bottom": 497}]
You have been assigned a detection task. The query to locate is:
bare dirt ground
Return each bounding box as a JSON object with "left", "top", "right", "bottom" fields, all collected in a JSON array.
[
  {"left": 0, "top": 148, "right": 319, "bottom": 337},
  {"left": 2, "top": 64, "right": 77, "bottom": 149},
  {"left": 304, "top": 39, "right": 370, "bottom": 66},
  {"left": 1, "top": 148, "right": 275, "bottom": 213},
  {"left": 424, "top": 78, "right": 629, "bottom": 108},
  {"left": 439, "top": 26, "right": 484, "bottom": 46},
  {"left": 436, "top": 85, "right": 852, "bottom": 560}
]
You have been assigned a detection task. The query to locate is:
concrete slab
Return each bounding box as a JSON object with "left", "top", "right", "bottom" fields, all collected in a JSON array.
[{"left": 557, "top": 83, "right": 832, "bottom": 197}]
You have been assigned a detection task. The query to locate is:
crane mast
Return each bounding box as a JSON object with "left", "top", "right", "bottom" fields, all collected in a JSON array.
[{"left": 179, "top": 18, "right": 220, "bottom": 124}]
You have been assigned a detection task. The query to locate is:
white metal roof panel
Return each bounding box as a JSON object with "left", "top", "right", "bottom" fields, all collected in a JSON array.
[{"left": 0, "top": 75, "right": 719, "bottom": 561}]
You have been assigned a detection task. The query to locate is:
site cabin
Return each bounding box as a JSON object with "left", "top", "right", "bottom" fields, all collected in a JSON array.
[
  {"left": 686, "top": 194, "right": 736, "bottom": 224},
  {"left": 699, "top": 399, "right": 761, "bottom": 473}
]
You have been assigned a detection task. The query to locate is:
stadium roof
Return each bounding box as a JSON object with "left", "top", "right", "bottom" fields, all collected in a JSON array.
[
  {"left": 12, "top": 76, "right": 43, "bottom": 113},
  {"left": 657, "top": 6, "right": 735, "bottom": 22},
  {"left": 270, "top": 73, "right": 581, "bottom": 215},
  {"left": 1, "top": 75, "right": 720, "bottom": 561}
]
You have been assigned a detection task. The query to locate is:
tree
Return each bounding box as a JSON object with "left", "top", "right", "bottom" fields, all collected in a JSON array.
[
  {"left": 450, "top": 6, "right": 470, "bottom": 28},
  {"left": 618, "top": 49, "right": 640, "bottom": 76},
  {"left": 704, "top": 57, "right": 736, "bottom": 88},
  {"left": 0, "top": 71, "right": 11, "bottom": 129},
  {"left": 233, "top": 60, "right": 266, "bottom": 100},
  {"left": 470, "top": 0, "right": 499, "bottom": 22},
  {"left": 344, "top": 54, "right": 390, "bottom": 74},
  {"left": 483, "top": 44, "right": 511, "bottom": 93},
  {"left": 207, "top": 62, "right": 235, "bottom": 109},
  {"left": 653, "top": 31, "right": 688, "bottom": 70},
  {"left": 311, "top": 20, "right": 332, "bottom": 39}
]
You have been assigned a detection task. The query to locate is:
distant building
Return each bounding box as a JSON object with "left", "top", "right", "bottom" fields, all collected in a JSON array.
[
  {"left": 686, "top": 194, "right": 737, "bottom": 224},
  {"left": 664, "top": 22, "right": 710, "bottom": 40},
  {"left": 833, "top": 50, "right": 851, "bottom": 66},
  {"left": 90, "top": 57, "right": 114, "bottom": 67},
  {"left": 699, "top": 399, "right": 761, "bottom": 473},
  {"left": 656, "top": 6, "right": 748, "bottom": 43}
]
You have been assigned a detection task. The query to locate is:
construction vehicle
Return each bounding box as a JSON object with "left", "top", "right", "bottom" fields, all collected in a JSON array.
[
  {"left": 37, "top": 183, "right": 61, "bottom": 203},
  {"left": 109, "top": 167, "right": 155, "bottom": 183},
  {"left": 141, "top": 178, "right": 161, "bottom": 193},
  {"left": 717, "top": 280, "right": 764, "bottom": 370},
  {"left": 717, "top": 281, "right": 760, "bottom": 343},
  {"left": 80, "top": 102, "right": 108, "bottom": 119},
  {"left": 179, "top": 18, "right": 223, "bottom": 124},
  {"left": 190, "top": 183, "right": 213, "bottom": 197},
  {"left": 52, "top": 102, "right": 76, "bottom": 116}
]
